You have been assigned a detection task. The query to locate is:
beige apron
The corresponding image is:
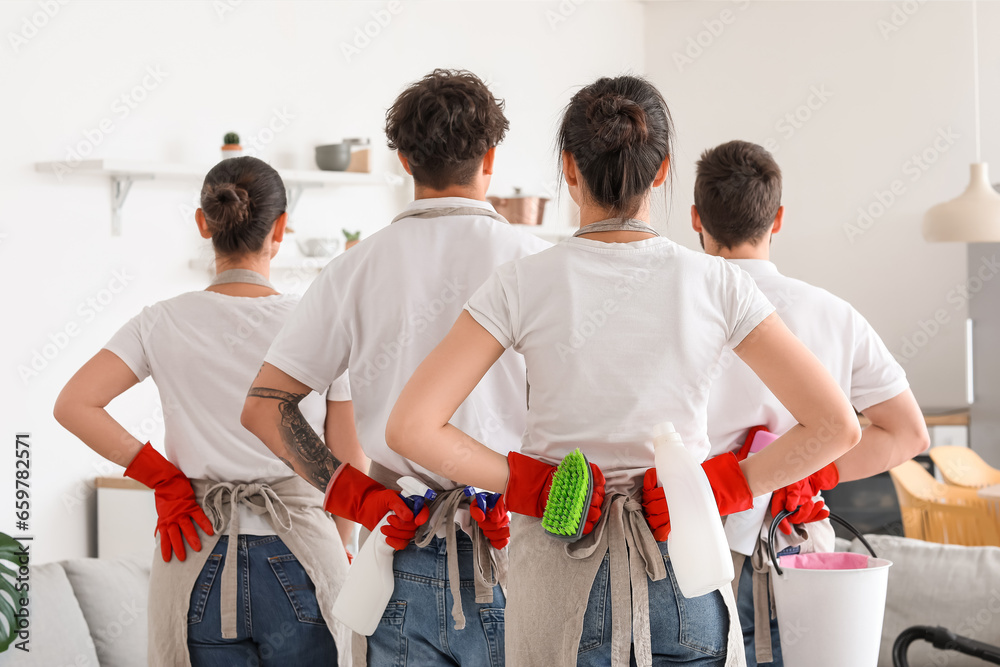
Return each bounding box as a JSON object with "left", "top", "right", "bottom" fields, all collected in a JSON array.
[
  {"left": 350, "top": 462, "right": 508, "bottom": 667},
  {"left": 505, "top": 493, "right": 745, "bottom": 667},
  {"left": 147, "top": 476, "right": 351, "bottom": 667}
]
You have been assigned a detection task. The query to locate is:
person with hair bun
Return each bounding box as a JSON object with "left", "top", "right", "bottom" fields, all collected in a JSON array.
[
  {"left": 55, "top": 156, "right": 365, "bottom": 666},
  {"left": 387, "top": 75, "right": 861, "bottom": 665}
]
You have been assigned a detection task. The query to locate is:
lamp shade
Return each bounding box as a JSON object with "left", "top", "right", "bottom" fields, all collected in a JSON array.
[{"left": 924, "top": 163, "right": 1000, "bottom": 242}]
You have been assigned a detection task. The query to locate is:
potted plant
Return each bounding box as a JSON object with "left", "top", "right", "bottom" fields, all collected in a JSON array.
[
  {"left": 221, "top": 132, "right": 242, "bottom": 160},
  {"left": 343, "top": 229, "right": 361, "bottom": 250}
]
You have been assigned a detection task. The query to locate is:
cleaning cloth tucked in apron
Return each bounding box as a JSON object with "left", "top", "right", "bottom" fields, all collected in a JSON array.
[
  {"left": 506, "top": 493, "right": 745, "bottom": 667},
  {"left": 147, "top": 475, "right": 351, "bottom": 667}
]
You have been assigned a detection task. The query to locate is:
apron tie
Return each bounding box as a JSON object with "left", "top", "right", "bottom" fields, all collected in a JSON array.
[
  {"left": 413, "top": 486, "right": 507, "bottom": 631},
  {"left": 202, "top": 481, "right": 293, "bottom": 639},
  {"left": 565, "top": 493, "right": 666, "bottom": 667}
]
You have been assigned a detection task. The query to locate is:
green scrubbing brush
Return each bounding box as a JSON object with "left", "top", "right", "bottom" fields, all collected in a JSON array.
[{"left": 541, "top": 449, "right": 594, "bottom": 542}]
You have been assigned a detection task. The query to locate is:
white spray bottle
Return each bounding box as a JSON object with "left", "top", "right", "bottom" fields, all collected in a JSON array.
[
  {"left": 653, "top": 422, "right": 734, "bottom": 598},
  {"left": 331, "top": 476, "right": 435, "bottom": 635}
]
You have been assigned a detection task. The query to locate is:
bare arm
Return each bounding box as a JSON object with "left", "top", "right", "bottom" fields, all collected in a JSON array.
[
  {"left": 325, "top": 398, "right": 369, "bottom": 546},
  {"left": 735, "top": 313, "right": 863, "bottom": 496},
  {"left": 833, "top": 389, "right": 929, "bottom": 482},
  {"left": 53, "top": 350, "right": 144, "bottom": 467},
  {"left": 386, "top": 312, "right": 509, "bottom": 492},
  {"left": 241, "top": 363, "right": 341, "bottom": 492}
]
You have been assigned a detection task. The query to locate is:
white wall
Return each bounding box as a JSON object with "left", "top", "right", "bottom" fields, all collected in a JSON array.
[
  {"left": 644, "top": 0, "right": 992, "bottom": 410},
  {"left": 3, "top": 0, "right": 984, "bottom": 563},
  {"left": 0, "top": 0, "right": 645, "bottom": 563}
]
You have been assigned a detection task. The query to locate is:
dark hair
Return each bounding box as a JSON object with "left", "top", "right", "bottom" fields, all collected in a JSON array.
[
  {"left": 694, "top": 140, "right": 782, "bottom": 249},
  {"left": 200, "top": 156, "right": 287, "bottom": 256},
  {"left": 558, "top": 75, "right": 673, "bottom": 218},
  {"left": 385, "top": 69, "right": 509, "bottom": 190}
]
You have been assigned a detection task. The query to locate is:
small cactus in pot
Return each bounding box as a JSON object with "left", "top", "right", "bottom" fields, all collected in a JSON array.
[
  {"left": 343, "top": 229, "right": 362, "bottom": 250},
  {"left": 221, "top": 132, "right": 242, "bottom": 159}
]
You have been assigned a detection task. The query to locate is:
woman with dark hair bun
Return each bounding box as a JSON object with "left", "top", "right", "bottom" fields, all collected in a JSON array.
[
  {"left": 55, "top": 156, "right": 365, "bottom": 666},
  {"left": 388, "top": 75, "right": 861, "bottom": 665}
]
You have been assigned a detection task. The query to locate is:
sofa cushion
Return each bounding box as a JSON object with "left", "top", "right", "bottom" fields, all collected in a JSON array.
[
  {"left": 849, "top": 534, "right": 1000, "bottom": 667},
  {"left": 0, "top": 562, "right": 99, "bottom": 667},
  {"left": 60, "top": 557, "right": 149, "bottom": 667}
]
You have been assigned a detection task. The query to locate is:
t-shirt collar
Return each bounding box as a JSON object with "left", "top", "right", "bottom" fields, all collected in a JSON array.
[
  {"left": 403, "top": 197, "right": 497, "bottom": 213},
  {"left": 727, "top": 258, "right": 780, "bottom": 276}
]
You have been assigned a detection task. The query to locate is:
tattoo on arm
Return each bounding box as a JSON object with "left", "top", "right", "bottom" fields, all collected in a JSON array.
[{"left": 247, "top": 386, "right": 340, "bottom": 491}]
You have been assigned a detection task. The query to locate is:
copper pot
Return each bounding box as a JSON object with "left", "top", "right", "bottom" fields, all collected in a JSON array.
[{"left": 488, "top": 187, "right": 548, "bottom": 225}]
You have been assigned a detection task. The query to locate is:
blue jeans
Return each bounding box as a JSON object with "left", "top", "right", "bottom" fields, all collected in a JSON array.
[
  {"left": 736, "top": 553, "right": 789, "bottom": 666},
  {"left": 368, "top": 531, "right": 506, "bottom": 666},
  {"left": 187, "top": 535, "right": 338, "bottom": 667},
  {"left": 577, "top": 541, "right": 729, "bottom": 666}
]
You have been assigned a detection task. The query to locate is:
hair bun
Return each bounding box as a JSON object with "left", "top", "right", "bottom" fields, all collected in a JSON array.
[
  {"left": 585, "top": 93, "right": 649, "bottom": 151},
  {"left": 202, "top": 183, "right": 251, "bottom": 233}
]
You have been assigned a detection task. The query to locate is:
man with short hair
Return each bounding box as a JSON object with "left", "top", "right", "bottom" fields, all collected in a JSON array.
[
  {"left": 693, "top": 140, "right": 929, "bottom": 666},
  {"left": 243, "top": 69, "right": 549, "bottom": 665}
]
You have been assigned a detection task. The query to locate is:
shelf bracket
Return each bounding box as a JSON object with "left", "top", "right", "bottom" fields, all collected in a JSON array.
[
  {"left": 109, "top": 174, "right": 152, "bottom": 235},
  {"left": 111, "top": 176, "right": 134, "bottom": 236}
]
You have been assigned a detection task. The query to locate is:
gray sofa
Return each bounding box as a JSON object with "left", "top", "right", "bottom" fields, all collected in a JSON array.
[
  {"left": 0, "top": 535, "right": 996, "bottom": 666},
  {"left": 0, "top": 556, "right": 148, "bottom": 667},
  {"left": 847, "top": 534, "right": 1000, "bottom": 667}
]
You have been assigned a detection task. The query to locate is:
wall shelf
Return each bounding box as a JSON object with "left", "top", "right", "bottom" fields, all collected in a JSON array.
[{"left": 34, "top": 159, "right": 398, "bottom": 235}]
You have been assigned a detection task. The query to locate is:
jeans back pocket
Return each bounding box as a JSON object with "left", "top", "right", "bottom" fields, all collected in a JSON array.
[
  {"left": 268, "top": 553, "right": 325, "bottom": 625},
  {"left": 578, "top": 552, "right": 611, "bottom": 654},
  {"left": 479, "top": 607, "right": 505, "bottom": 667},
  {"left": 666, "top": 560, "right": 729, "bottom": 658},
  {"left": 188, "top": 554, "right": 222, "bottom": 625}
]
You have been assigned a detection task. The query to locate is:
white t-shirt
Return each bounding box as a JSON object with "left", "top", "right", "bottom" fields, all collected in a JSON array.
[
  {"left": 105, "top": 291, "right": 349, "bottom": 535},
  {"left": 264, "top": 197, "right": 552, "bottom": 490},
  {"left": 707, "top": 259, "right": 909, "bottom": 458},
  {"left": 465, "top": 236, "right": 775, "bottom": 494},
  {"left": 706, "top": 259, "right": 909, "bottom": 554}
]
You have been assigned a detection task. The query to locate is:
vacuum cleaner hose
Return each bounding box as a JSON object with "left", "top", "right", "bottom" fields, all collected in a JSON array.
[{"left": 893, "top": 625, "right": 1000, "bottom": 666}]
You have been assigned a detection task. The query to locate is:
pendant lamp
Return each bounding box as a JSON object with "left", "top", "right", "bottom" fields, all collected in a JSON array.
[{"left": 923, "top": 0, "right": 1000, "bottom": 242}]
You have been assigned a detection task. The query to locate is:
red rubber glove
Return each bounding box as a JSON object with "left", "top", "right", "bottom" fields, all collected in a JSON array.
[
  {"left": 770, "top": 462, "right": 839, "bottom": 535},
  {"left": 470, "top": 495, "right": 511, "bottom": 550},
  {"left": 123, "top": 443, "right": 215, "bottom": 562},
  {"left": 505, "top": 452, "right": 606, "bottom": 536},
  {"left": 324, "top": 464, "right": 430, "bottom": 550},
  {"left": 642, "top": 452, "right": 754, "bottom": 542}
]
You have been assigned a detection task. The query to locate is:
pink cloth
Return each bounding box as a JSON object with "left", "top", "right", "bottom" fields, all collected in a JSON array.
[
  {"left": 748, "top": 430, "right": 778, "bottom": 454},
  {"left": 779, "top": 552, "right": 874, "bottom": 571}
]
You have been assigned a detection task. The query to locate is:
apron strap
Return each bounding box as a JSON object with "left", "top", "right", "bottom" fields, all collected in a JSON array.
[
  {"left": 391, "top": 205, "right": 510, "bottom": 226},
  {"left": 201, "top": 481, "right": 293, "bottom": 639},
  {"left": 368, "top": 462, "right": 506, "bottom": 631},
  {"left": 573, "top": 218, "right": 660, "bottom": 237},
  {"left": 750, "top": 538, "right": 775, "bottom": 663},
  {"left": 209, "top": 268, "right": 276, "bottom": 290}
]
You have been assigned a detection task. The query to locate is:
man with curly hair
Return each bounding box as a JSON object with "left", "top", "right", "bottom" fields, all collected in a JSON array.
[{"left": 243, "top": 69, "right": 549, "bottom": 665}]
